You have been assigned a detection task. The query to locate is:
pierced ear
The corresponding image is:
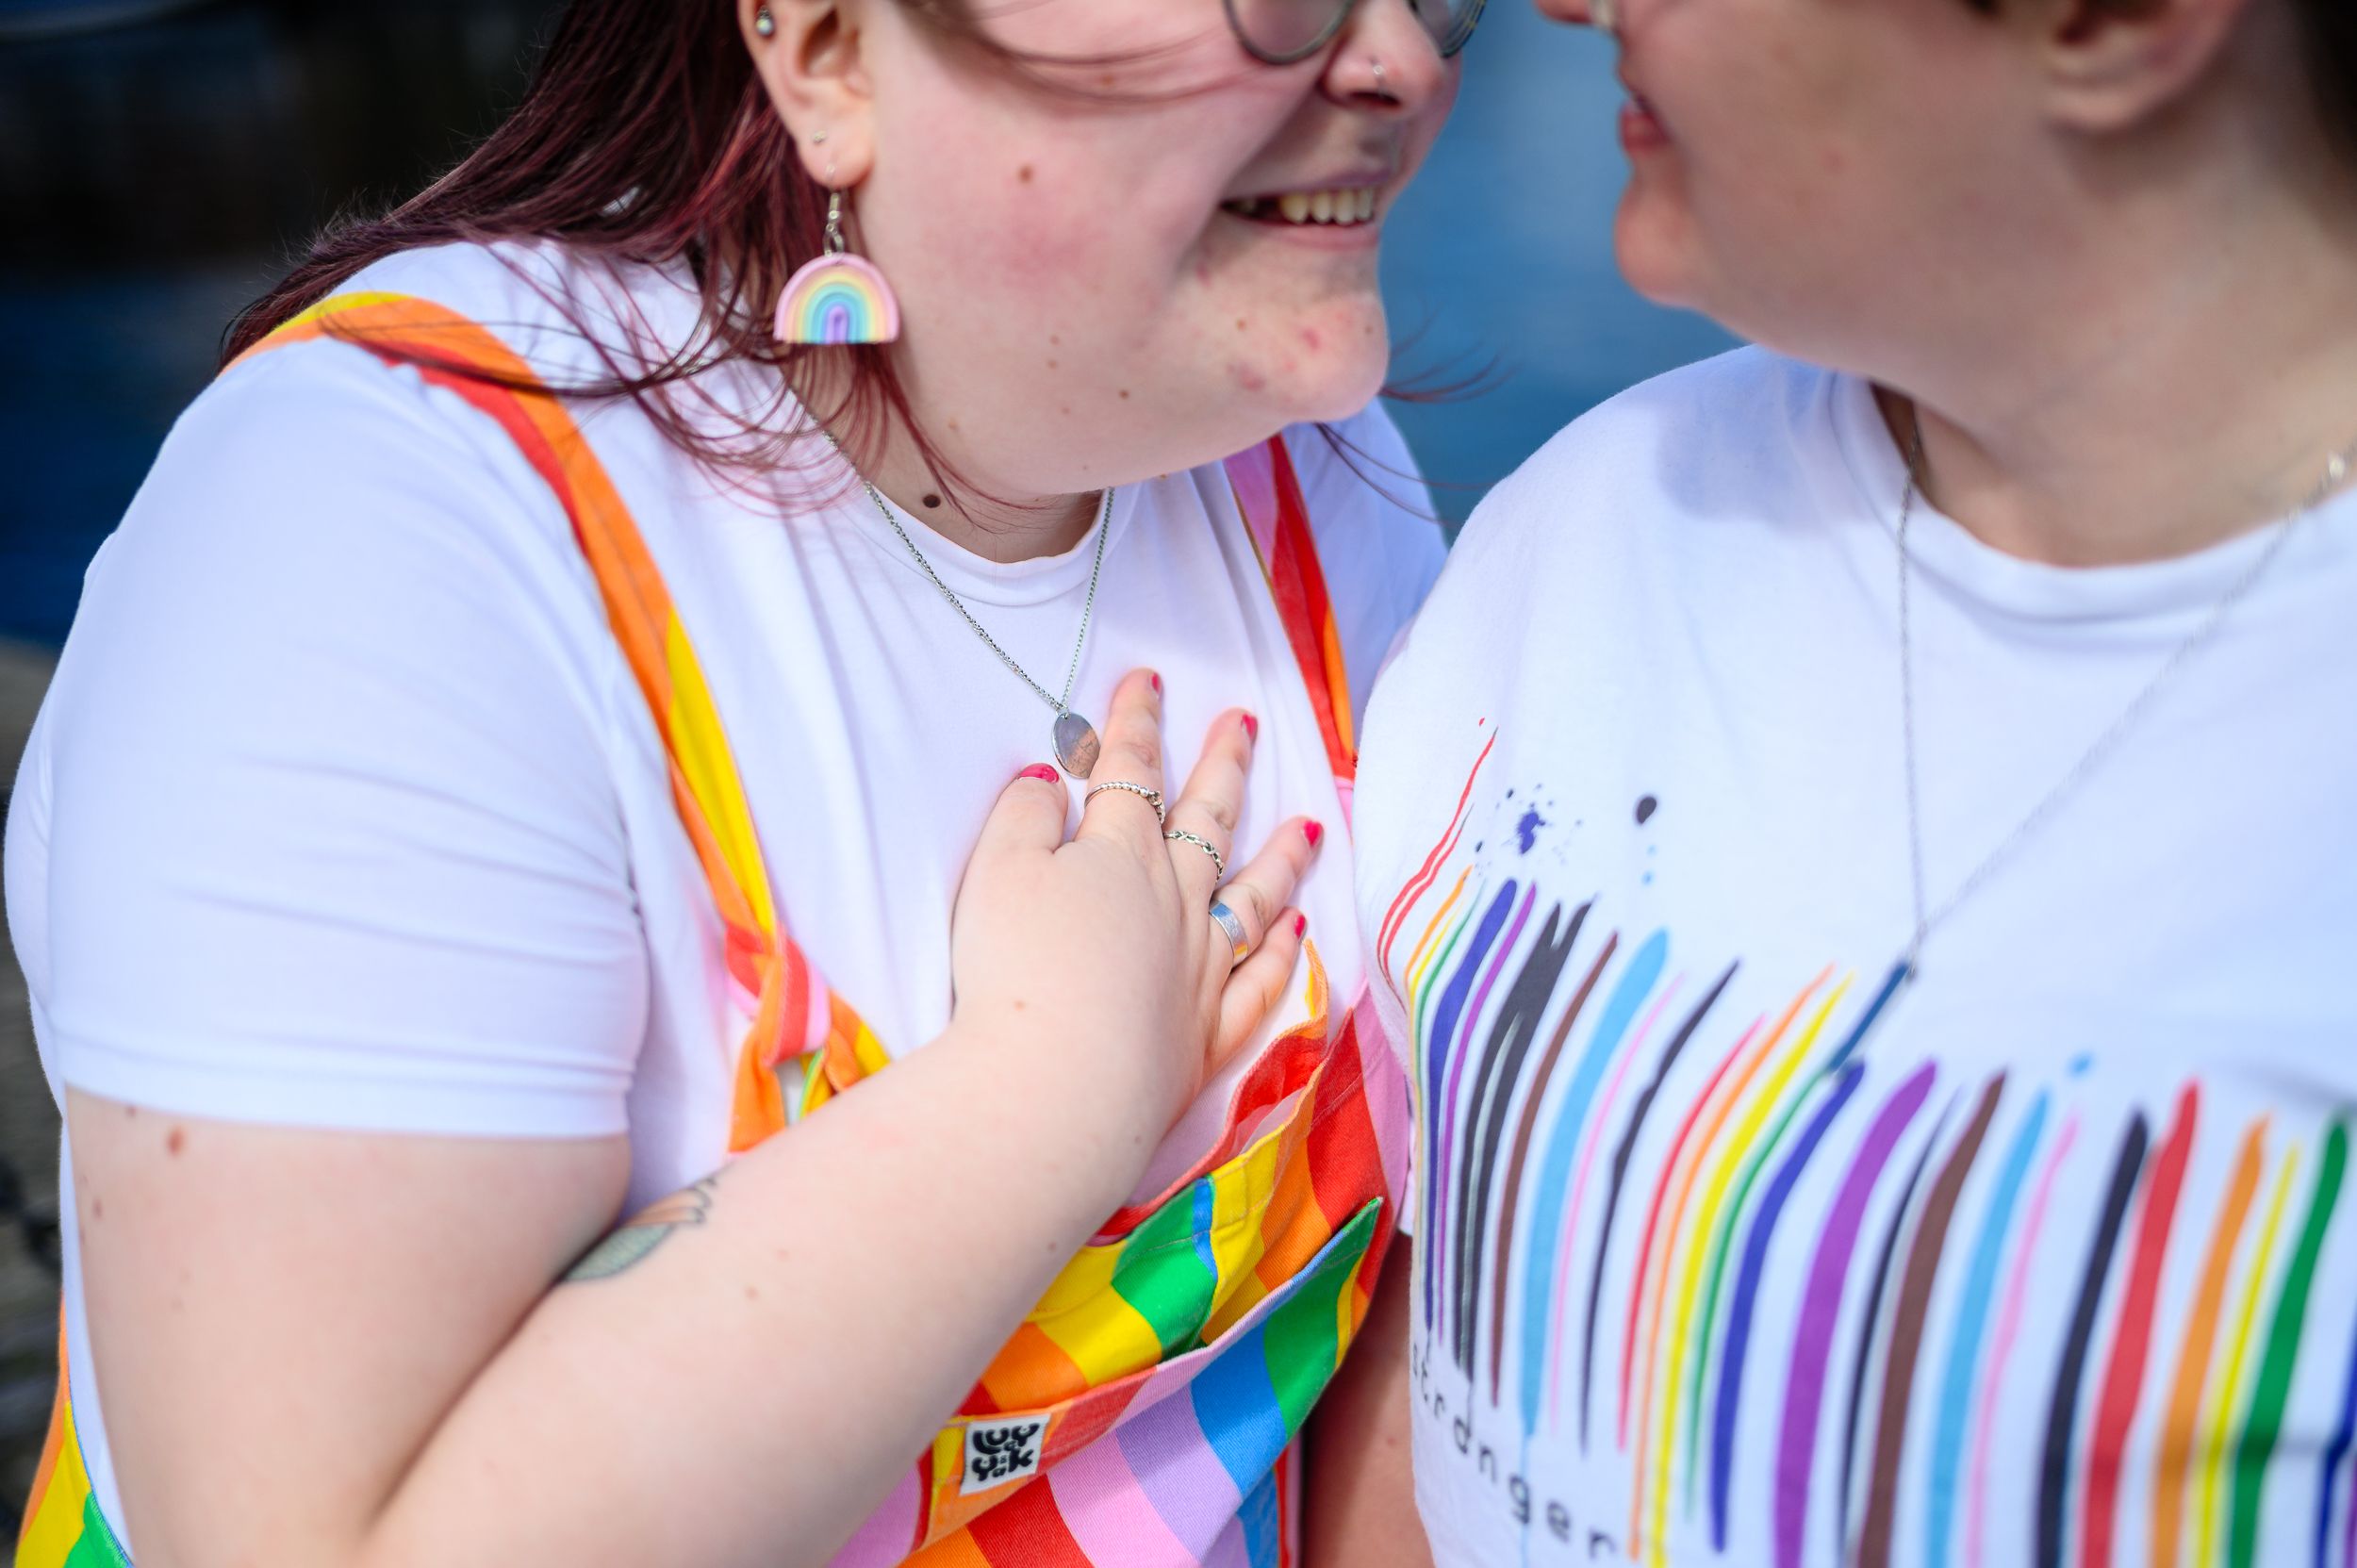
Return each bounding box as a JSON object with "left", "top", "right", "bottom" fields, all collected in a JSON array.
[
  {"left": 2037, "top": 0, "right": 2254, "bottom": 134},
  {"left": 739, "top": 0, "right": 878, "bottom": 187}
]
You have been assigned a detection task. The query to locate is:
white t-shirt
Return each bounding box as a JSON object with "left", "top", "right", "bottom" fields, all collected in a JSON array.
[
  {"left": 1353, "top": 348, "right": 2357, "bottom": 1568},
  {"left": 4, "top": 240, "right": 1444, "bottom": 1549}
]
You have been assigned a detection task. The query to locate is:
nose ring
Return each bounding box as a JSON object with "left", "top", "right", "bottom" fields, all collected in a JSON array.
[{"left": 1370, "top": 55, "right": 1387, "bottom": 93}]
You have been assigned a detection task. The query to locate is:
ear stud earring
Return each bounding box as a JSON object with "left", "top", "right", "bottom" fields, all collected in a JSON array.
[{"left": 754, "top": 5, "right": 776, "bottom": 37}]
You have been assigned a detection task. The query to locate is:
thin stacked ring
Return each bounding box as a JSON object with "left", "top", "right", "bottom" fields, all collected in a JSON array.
[
  {"left": 1163, "top": 829, "right": 1226, "bottom": 881},
  {"left": 1084, "top": 779, "right": 1165, "bottom": 822}
]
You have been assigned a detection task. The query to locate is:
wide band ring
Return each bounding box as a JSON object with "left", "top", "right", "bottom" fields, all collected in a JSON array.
[
  {"left": 1163, "top": 828, "right": 1226, "bottom": 881},
  {"left": 1084, "top": 779, "right": 1165, "bottom": 823},
  {"left": 1208, "top": 900, "right": 1252, "bottom": 968}
]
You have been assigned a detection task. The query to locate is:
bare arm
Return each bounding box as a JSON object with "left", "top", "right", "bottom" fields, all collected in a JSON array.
[
  {"left": 1302, "top": 1248, "right": 1431, "bottom": 1568},
  {"left": 76, "top": 1025, "right": 1123, "bottom": 1568},
  {"left": 75, "top": 675, "right": 1321, "bottom": 1568}
]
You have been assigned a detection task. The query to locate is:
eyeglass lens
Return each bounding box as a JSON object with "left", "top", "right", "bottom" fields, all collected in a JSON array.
[{"left": 1224, "top": 0, "right": 1483, "bottom": 65}]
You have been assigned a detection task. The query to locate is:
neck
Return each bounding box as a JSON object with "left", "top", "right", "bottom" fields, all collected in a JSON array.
[
  {"left": 791, "top": 360, "right": 1101, "bottom": 565},
  {"left": 1887, "top": 160, "right": 2357, "bottom": 567}
]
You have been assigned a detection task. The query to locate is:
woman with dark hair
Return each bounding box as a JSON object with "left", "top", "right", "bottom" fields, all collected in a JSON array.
[
  {"left": 2, "top": 0, "right": 1467, "bottom": 1561},
  {"left": 1327, "top": 0, "right": 2357, "bottom": 1564}
]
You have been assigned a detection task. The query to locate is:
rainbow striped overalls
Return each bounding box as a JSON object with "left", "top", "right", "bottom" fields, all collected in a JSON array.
[{"left": 19, "top": 295, "right": 1409, "bottom": 1568}]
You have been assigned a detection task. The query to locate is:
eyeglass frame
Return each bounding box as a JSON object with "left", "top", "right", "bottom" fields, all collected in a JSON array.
[{"left": 1220, "top": 0, "right": 1485, "bottom": 66}]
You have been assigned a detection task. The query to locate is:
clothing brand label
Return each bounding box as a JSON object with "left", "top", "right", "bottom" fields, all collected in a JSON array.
[{"left": 960, "top": 1413, "right": 1047, "bottom": 1495}]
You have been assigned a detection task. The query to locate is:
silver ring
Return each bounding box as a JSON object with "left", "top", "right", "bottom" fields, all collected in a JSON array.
[
  {"left": 1163, "top": 828, "right": 1226, "bottom": 881},
  {"left": 1084, "top": 780, "right": 1165, "bottom": 823},
  {"left": 1208, "top": 900, "right": 1252, "bottom": 968}
]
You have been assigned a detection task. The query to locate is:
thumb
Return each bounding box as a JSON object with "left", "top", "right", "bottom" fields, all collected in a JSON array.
[{"left": 969, "top": 764, "right": 1074, "bottom": 872}]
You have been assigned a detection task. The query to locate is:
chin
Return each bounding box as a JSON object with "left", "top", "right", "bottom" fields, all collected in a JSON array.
[
  {"left": 1611, "top": 185, "right": 1708, "bottom": 313},
  {"left": 1278, "top": 307, "right": 1393, "bottom": 424}
]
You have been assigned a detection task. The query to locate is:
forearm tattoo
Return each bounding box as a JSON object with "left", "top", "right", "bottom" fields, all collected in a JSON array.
[{"left": 563, "top": 1172, "right": 722, "bottom": 1282}]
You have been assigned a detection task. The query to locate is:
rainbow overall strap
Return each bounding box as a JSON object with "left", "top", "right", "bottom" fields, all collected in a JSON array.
[
  {"left": 1221, "top": 437, "right": 1356, "bottom": 804},
  {"left": 20, "top": 295, "right": 1406, "bottom": 1568}
]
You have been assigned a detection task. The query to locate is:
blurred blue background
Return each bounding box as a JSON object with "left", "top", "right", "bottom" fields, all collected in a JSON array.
[{"left": 0, "top": 0, "right": 1736, "bottom": 650}]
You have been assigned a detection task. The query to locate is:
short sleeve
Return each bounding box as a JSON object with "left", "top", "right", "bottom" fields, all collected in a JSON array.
[
  {"left": 1282, "top": 404, "right": 1448, "bottom": 724},
  {"left": 14, "top": 339, "right": 650, "bottom": 1138}
]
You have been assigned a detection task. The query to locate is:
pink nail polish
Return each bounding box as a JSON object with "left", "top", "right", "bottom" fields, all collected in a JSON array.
[
  {"left": 1019, "top": 764, "right": 1060, "bottom": 784},
  {"left": 1302, "top": 819, "right": 1325, "bottom": 849},
  {"left": 1294, "top": 913, "right": 1309, "bottom": 938},
  {"left": 1241, "top": 712, "right": 1260, "bottom": 742},
  {"left": 1148, "top": 671, "right": 1163, "bottom": 697}
]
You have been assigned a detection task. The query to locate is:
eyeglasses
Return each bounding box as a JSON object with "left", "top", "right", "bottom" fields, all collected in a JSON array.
[{"left": 1221, "top": 0, "right": 1484, "bottom": 65}]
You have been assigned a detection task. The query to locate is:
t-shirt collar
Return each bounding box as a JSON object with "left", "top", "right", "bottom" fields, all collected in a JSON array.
[{"left": 1827, "top": 370, "right": 2357, "bottom": 625}]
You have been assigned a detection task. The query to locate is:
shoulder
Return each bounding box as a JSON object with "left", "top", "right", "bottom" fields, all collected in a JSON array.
[
  {"left": 1436, "top": 346, "right": 1841, "bottom": 601},
  {"left": 70, "top": 243, "right": 648, "bottom": 783},
  {"left": 1465, "top": 345, "right": 1832, "bottom": 545},
  {"left": 333, "top": 239, "right": 709, "bottom": 383},
  {"left": 1363, "top": 347, "right": 1853, "bottom": 751},
  {"left": 177, "top": 240, "right": 717, "bottom": 584}
]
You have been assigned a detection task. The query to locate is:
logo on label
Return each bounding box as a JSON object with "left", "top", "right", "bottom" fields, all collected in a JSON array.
[{"left": 960, "top": 1413, "right": 1047, "bottom": 1495}]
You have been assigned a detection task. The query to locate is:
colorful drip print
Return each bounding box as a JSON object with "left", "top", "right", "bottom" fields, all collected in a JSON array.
[{"left": 1378, "top": 726, "right": 2357, "bottom": 1568}]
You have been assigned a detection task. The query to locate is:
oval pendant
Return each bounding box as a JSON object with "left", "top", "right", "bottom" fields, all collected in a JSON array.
[{"left": 1053, "top": 712, "right": 1101, "bottom": 777}]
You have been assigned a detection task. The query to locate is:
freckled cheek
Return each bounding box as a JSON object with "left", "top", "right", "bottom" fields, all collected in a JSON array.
[{"left": 908, "top": 187, "right": 1102, "bottom": 300}]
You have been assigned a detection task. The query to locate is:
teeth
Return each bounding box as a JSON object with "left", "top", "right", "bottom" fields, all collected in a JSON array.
[{"left": 1226, "top": 187, "right": 1383, "bottom": 226}]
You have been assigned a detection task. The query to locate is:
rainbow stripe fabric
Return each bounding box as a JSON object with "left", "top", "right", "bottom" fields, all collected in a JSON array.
[{"left": 19, "top": 294, "right": 1398, "bottom": 1568}]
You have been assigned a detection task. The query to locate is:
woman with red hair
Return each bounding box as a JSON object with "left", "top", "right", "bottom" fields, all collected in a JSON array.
[{"left": 3, "top": 0, "right": 1469, "bottom": 1561}]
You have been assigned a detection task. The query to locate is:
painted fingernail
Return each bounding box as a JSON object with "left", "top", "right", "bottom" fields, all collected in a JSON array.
[
  {"left": 1148, "top": 671, "right": 1163, "bottom": 697},
  {"left": 1302, "top": 819, "right": 1325, "bottom": 849},
  {"left": 1241, "top": 712, "right": 1260, "bottom": 742},
  {"left": 1294, "top": 913, "right": 1309, "bottom": 938},
  {"left": 1019, "top": 764, "right": 1060, "bottom": 783}
]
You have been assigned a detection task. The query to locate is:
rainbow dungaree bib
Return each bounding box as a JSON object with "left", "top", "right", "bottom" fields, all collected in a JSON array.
[{"left": 19, "top": 295, "right": 1408, "bottom": 1568}]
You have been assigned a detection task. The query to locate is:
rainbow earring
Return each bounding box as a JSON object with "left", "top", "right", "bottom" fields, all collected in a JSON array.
[{"left": 773, "top": 185, "right": 902, "bottom": 345}]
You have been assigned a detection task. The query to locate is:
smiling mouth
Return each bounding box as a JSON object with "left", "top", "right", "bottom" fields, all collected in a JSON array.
[{"left": 1220, "top": 188, "right": 1380, "bottom": 226}]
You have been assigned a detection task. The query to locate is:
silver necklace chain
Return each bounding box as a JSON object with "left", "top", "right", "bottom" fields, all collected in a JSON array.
[
  {"left": 856, "top": 473, "right": 1113, "bottom": 720},
  {"left": 1896, "top": 412, "right": 2354, "bottom": 971}
]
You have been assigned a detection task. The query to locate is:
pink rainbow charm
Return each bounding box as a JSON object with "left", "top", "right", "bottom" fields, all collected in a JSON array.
[{"left": 772, "top": 252, "right": 901, "bottom": 345}]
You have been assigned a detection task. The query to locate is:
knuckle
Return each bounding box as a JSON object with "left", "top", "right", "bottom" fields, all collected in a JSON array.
[
  {"left": 1122, "top": 728, "right": 1164, "bottom": 774},
  {"left": 1170, "top": 804, "right": 1223, "bottom": 851},
  {"left": 1227, "top": 882, "right": 1271, "bottom": 934}
]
